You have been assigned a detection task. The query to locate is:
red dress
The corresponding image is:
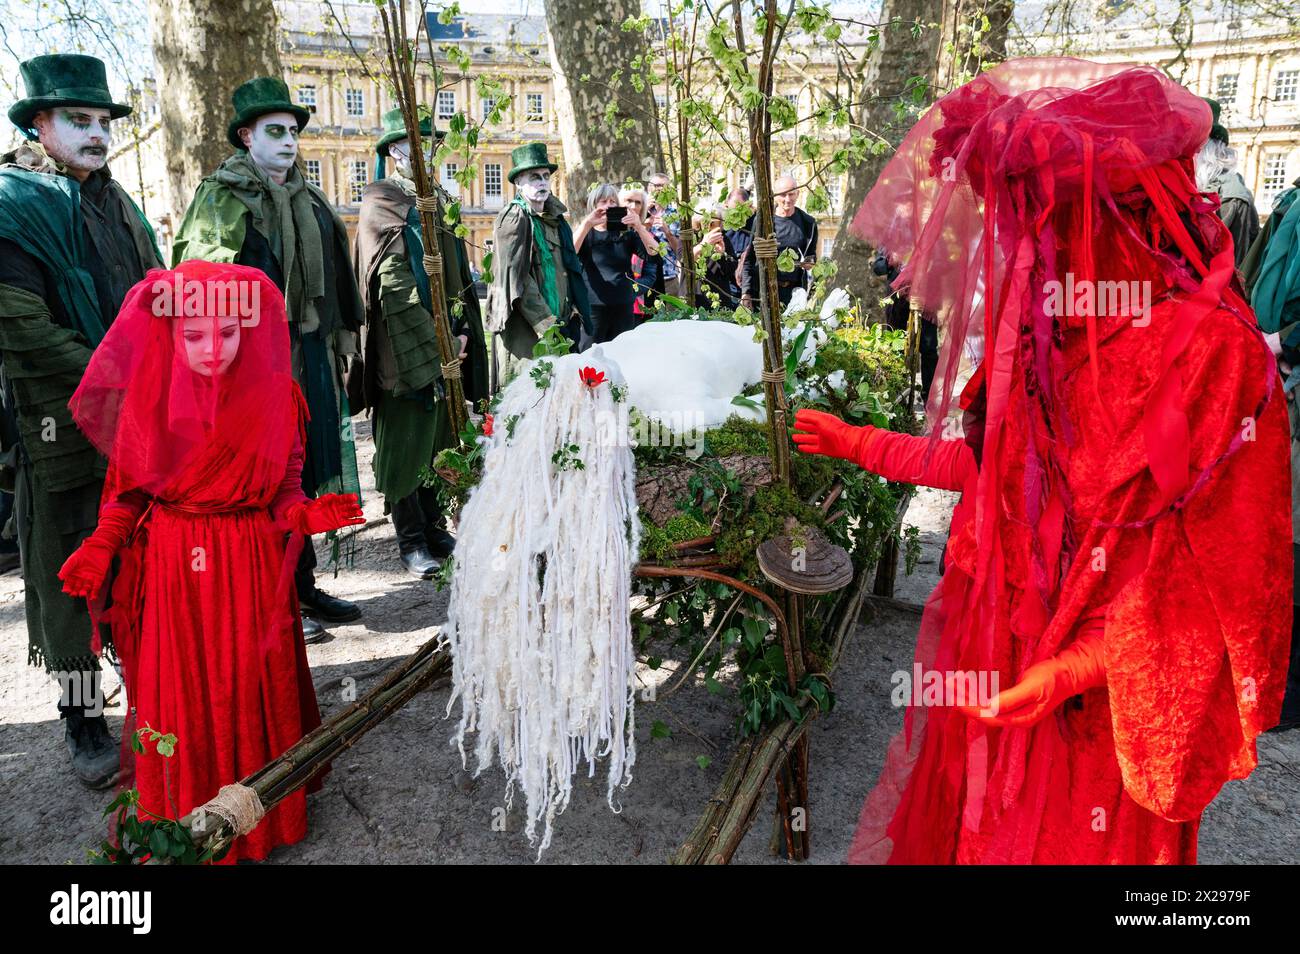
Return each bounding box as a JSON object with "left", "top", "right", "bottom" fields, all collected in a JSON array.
[
  {"left": 107, "top": 412, "right": 320, "bottom": 863},
  {"left": 848, "top": 301, "right": 1291, "bottom": 864},
  {"left": 70, "top": 261, "right": 322, "bottom": 863}
]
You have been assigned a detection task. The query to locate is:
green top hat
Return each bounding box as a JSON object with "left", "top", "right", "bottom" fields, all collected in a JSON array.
[
  {"left": 507, "top": 142, "right": 558, "bottom": 183},
  {"left": 375, "top": 105, "right": 444, "bottom": 155},
  {"left": 1203, "top": 98, "right": 1229, "bottom": 144},
  {"left": 227, "top": 77, "right": 311, "bottom": 150},
  {"left": 9, "top": 54, "right": 132, "bottom": 132}
]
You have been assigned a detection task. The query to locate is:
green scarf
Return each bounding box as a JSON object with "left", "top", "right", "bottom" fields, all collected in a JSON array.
[
  {"left": 513, "top": 194, "right": 559, "bottom": 317},
  {"left": 211, "top": 153, "right": 325, "bottom": 331}
]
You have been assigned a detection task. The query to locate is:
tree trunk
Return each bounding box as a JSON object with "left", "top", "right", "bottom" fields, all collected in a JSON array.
[
  {"left": 828, "top": 0, "right": 948, "bottom": 304},
  {"left": 148, "top": 0, "right": 283, "bottom": 225},
  {"left": 830, "top": 0, "right": 1014, "bottom": 307},
  {"left": 544, "top": 0, "right": 662, "bottom": 204}
]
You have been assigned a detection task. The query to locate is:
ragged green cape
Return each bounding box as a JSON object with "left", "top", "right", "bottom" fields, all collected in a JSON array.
[
  {"left": 0, "top": 148, "right": 161, "bottom": 671},
  {"left": 354, "top": 175, "right": 486, "bottom": 501},
  {"left": 172, "top": 154, "right": 362, "bottom": 499}
]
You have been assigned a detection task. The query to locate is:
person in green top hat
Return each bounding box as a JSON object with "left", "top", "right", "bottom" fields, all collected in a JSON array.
[
  {"left": 0, "top": 52, "right": 162, "bottom": 789},
  {"left": 1195, "top": 97, "right": 1260, "bottom": 268},
  {"left": 353, "top": 106, "right": 487, "bottom": 578},
  {"left": 485, "top": 141, "right": 591, "bottom": 389},
  {"left": 172, "top": 76, "right": 364, "bottom": 641}
]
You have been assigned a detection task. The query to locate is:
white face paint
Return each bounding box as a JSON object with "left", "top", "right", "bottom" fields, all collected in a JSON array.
[
  {"left": 240, "top": 112, "right": 300, "bottom": 181},
  {"left": 518, "top": 168, "right": 552, "bottom": 206},
  {"left": 387, "top": 138, "right": 432, "bottom": 179},
  {"left": 35, "top": 107, "right": 113, "bottom": 177}
]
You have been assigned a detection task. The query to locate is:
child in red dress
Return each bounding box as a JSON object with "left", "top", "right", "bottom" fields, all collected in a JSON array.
[{"left": 60, "top": 260, "right": 363, "bottom": 862}]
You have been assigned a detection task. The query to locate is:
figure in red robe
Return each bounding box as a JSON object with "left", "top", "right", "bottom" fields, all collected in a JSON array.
[
  {"left": 58, "top": 260, "right": 364, "bottom": 863},
  {"left": 795, "top": 59, "right": 1292, "bottom": 864}
]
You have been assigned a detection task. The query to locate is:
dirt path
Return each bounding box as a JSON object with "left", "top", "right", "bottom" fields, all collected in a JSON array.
[{"left": 1, "top": 426, "right": 1296, "bottom": 864}]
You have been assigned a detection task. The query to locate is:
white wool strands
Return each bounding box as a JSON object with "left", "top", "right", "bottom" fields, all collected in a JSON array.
[{"left": 443, "top": 353, "right": 642, "bottom": 854}]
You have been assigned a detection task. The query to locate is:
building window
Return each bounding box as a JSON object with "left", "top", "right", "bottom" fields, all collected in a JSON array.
[
  {"left": 826, "top": 176, "right": 842, "bottom": 213},
  {"left": 304, "top": 159, "right": 322, "bottom": 188},
  {"left": 654, "top": 93, "right": 668, "bottom": 110},
  {"left": 821, "top": 237, "right": 834, "bottom": 258},
  {"left": 437, "top": 90, "right": 456, "bottom": 119},
  {"left": 349, "top": 160, "right": 368, "bottom": 203},
  {"left": 297, "top": 85, "right": 317, "bottom": 113},
  {"left": 1215, "top": 74, "right": 1238, "bottom": 112},
  {"left": 1274, "top": 70, "right": 1299, "bottom": 103},
  {"left": 441, "top": 162, "right": 459, "bottom": 197},
  {"left": 1262, "top": 151, "right": 1290, "bottom": 200},
  {"left": 484, "top": 162, "right": 503, "bottom": 207},
  {"left": 525, "top": 92, "right": 545, "bottom": 122},
  {"left": 345, "top": 88, "right": 365, "bottom": 117},
  {"left": 481, "top": 96, "right": 497, "bottom": 122},
  {"left": 783, "top": 93, "right": 798, "bottom": 108}
]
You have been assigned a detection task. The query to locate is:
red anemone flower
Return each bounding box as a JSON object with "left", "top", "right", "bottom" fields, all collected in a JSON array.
[{"left": 579, "top": 366, "right": 606, "bottom": 388}]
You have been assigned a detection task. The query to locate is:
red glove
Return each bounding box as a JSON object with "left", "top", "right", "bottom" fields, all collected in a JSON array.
[
  {"left": 957, "top": 621, "right": 1106, "bottom": 728},
  {"left": 793, "top": 409, "right": 879, "bottom": 466},
  {"left": 284, "top": 493, "right": 365, "bottom": 535},
  {"left": 59, "top": 502, "right": 141, "bottom": 599},
  {"left": 59, "top": 537, "right": 116, "bottom": 599}
]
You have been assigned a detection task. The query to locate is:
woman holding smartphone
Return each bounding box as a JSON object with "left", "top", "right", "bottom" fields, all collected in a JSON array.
[{"left": 574, "top": 182, "right": 659, "bottom": 343}]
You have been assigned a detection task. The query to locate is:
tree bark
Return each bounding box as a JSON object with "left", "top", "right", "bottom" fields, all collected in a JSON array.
[
  {"left": 543, "top": 0, "right": 663, "bottom": 204},
  {"left": 830, "top": 0, "right": 1014, "bottom": 305},
  {"left": 828, "top": 0, "right": 949, "bottom": 303},
  {"left": 148, "top": 0, "right": 283, "bottom": 225}
]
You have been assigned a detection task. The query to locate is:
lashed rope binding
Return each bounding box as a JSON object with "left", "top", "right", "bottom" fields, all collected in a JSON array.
[{"left": 197, "top": 783, "right": 265, "bottom": 836}]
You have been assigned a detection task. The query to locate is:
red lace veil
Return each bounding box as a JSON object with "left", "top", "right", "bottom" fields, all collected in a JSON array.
[{"left": 71, "top": 259, "right": 303, "bottom": 506}]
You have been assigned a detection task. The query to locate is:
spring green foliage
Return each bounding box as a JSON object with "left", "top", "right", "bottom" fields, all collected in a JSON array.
[{"left": 89, "top": 726, "right": 224, "bottom": 865}]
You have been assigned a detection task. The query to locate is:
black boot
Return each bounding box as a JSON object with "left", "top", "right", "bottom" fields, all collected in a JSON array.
[
  {"left": 1270, "top": 601, "right": 1300, "bottom": 732},
  {"left": 301, "top": 613, "right": 329, "bottom": 644},
  {"left": 418, "top": 486, "right": 456, "bottom": 559},
  {"left": 296, "top": 539, "right": 360, "bottom": 623},
  {"left": 63, "top": 709, "right": 121, "bottom": 790},
  {"left": 299, "top": 587, "right": 361, "bottom": 623},
  {"left": 392, "top": 491, "right": 440, "bottom": 579},
  {"left": 400, "top": 548, "right": 438, "bottom": 579}
]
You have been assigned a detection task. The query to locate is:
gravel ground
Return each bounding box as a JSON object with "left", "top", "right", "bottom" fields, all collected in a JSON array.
[{"left": 1, "top": 423, "right": 1296, "bottom": 864}]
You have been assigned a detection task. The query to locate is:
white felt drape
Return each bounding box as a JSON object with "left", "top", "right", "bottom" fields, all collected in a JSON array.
[{"left": 443, "top": 352, "right": 641, "bottom": 853}]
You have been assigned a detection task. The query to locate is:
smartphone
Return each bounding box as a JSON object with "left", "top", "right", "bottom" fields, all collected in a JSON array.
[{"left": 606, "top": 206, "right": 628, "bottom": 232}]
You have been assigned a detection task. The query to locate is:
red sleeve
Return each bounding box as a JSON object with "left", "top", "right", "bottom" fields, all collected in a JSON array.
[
  {"left": 92, "top": 488, "right": 150, "bottom": 548},
  {"left": 270, "top": 434, "right": 309, "bottom": 524},
  {"left": 1103, "top": 313, "right": 1292, "bottom": 821},
  {"left": 857, "top": 428, "right": 976, "bottom": 492}
]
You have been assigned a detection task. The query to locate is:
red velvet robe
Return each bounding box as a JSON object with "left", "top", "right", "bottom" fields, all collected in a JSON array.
[
  {"left": 850, "top": 299, "right": 1292, "bottom": 864},
  {"left": 108, "top": 417, "right": 320, "bottom": 863}
]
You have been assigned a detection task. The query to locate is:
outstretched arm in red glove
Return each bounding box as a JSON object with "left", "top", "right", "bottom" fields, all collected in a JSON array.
[
  {"left": 793, "top": 408, "right": 975, "bottom": 491},
  {"left": 59, "top": 499, "right": 145, "bottom": 599},
  {"left": 269, "top": 433, "right": 365, "bottom": 535},
  {"left": 956, "top": 619, "right": 1107, "bottom": 728},
  {"left": 282, "top": 494, "right": 366, "bottom": 535}
]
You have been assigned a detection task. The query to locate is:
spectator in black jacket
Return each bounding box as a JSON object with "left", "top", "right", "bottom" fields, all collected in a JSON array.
[{"left": 740, "top": 175, "right": 818, "bottom": 310}]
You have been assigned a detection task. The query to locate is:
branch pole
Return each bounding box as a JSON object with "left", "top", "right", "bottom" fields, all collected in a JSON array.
[{"left": 378, "top": 0, "right": 469, "bottom": 435}]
